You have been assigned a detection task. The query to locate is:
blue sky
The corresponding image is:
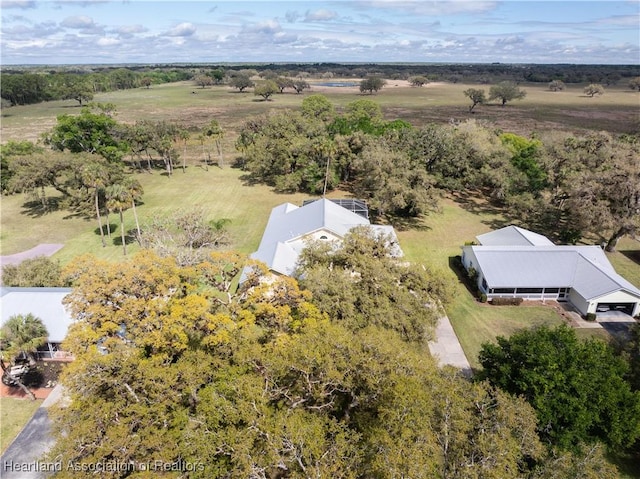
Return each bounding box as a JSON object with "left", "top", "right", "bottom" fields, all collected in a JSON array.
[{"left": 1, "top": 1, "right": 638, "bottom": 64}]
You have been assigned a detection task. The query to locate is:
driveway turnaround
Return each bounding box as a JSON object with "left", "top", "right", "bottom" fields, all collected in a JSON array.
[
  {"left": 429, "top": 315, "right": 472, "bottom": 377},
  {"left": 0, "top": 244, "right": 64, "bottom": 267}
]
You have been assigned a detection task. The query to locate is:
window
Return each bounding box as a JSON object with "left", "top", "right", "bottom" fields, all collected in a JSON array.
[
  {"left": 481, "top": 278, "right": 488, "bottom": 290},
  {"left": 319, "top": 235, "right": 328, "bottom": 240},
  {"left": 516, "top": 288, "right": 543, "bottom": 294},
  {"left": 493, "top": 288, "right": 515, "bottom": 294},
  {"left": 544, "top": 288, "right": 560, "bottom": 294}
]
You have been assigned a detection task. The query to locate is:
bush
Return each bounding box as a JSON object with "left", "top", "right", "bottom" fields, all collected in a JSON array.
[
  {"left": 2, "top": 256, "right": 66, "bottom": 287},
  {"left": 490, "top": 297, "right": 523, "bottom": 306},
  {"left": 585, "top": 313, "right": 597, "bottom": 322},
  {"left": 479, "top": 293, "right": 488, "bottom": 303}
]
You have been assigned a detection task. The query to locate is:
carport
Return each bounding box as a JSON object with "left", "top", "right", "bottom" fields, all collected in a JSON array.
[{"left": 595, "top": 302, "right": 635, "bottom": 315}]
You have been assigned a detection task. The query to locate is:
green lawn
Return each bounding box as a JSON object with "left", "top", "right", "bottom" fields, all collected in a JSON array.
[
  {"left": 0, "top": 397, "right": 42, "bottom": 453},
  {"left": 2, "top": 167, "right": 330, "bottom": 262}
]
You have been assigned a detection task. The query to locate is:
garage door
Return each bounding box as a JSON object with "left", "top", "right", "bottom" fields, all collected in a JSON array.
[{"left": 595, "top": 303, "right": 635, "bottom": 315}]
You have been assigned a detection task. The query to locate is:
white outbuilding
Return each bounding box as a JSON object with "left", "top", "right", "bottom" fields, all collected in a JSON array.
[{"left": 461, "top": 226, "right": 640, "bottom": 317}]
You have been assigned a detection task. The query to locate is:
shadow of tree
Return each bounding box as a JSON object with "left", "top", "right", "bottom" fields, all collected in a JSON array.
[
  {"left": 94, "top": 224, "right": 118, "bottom": 236},
  {"left": 385, "top": 214, "right": 431, "bottom": 232},
  {"left": 113, "top": 234, "right": 136, "bottom": 246},
  {"left": 620, "top": 249, "right": 640, "bottom": 266},
  {"left": 448, "top": 255, "right": 479, "bottom": 299},
  {"left": 20, "top": 198, "right": 63, "bottom": 218}
]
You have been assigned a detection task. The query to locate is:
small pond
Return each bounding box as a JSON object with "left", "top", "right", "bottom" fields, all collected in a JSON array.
[{"left": 314, "top": 82, "right": 359, "bottom": 87}]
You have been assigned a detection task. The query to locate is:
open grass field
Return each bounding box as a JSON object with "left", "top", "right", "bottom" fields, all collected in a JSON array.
[
  {"left": 2, "top": 78, "right": 639, "bottom": 363},
  {"left": 0, "top": 397, "right": 42, "bottom": 453},
  {"left": 2, "top": 79, "right": 638, "bottom": 145}
]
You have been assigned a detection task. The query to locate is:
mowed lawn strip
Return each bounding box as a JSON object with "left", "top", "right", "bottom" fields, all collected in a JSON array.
[{"left": 0, "top": 397, "right": 42, "bottom": 453}]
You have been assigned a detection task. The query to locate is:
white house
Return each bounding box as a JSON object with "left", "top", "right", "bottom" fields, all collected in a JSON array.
[
  {"left": 249, "top": 198, "right": 402, "bottom": 277},
  {"left": 0, "top": 287, "right": 74, "bottom": 360},
  {"left": 461, "top": 226, "right": 640, "bottom": 317}
]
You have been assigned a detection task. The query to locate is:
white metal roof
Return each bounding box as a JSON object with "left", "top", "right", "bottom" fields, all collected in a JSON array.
[
  {"left": 0, "top": 287, "right": 74, "bottom": 343},
  {"left": 476, "top": 225, "right": 555, "bottom": 246},
  {"left": 471, "top": 240, "right": 640, "bottom": 300},
  {"left": 250, "top": 198, "right": 401, "bottom": 276}
]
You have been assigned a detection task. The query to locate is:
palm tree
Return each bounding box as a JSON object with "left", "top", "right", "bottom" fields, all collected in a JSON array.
[
  {"left": 82, "top": 161, "right": 110, "bottom": 247},
  {"left": 106, "top": 183, "right": 131, "bottom": 255},
  {"left": 205, "top": 120, "right": 224, "bottom": 167},
  {"left": 0, "top": 314, "right": 48, "bottom": 400},
  {"left": 123, "top": 177, "right": 144, "bottom": 242}
]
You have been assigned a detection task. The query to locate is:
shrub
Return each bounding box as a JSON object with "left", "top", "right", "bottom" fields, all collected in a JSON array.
[
  {"left": 479, "top": 293, "right": 488, "bottom": 303},
  {"left": 585, "top": 313, "right": 597, "bottom": 322},
  {"left": 491, "top": 297, "right": 523, "bottom": 306}
]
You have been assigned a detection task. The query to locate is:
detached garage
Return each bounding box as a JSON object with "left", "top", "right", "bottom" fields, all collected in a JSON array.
[{"left": 461, "top": 226, "right": 640, "bottom": 318}]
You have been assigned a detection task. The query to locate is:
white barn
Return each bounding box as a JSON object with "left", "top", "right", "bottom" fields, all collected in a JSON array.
[
  {"left": 461, "top": 226, "right": 640, "bottom": 317},
  {"left": 249, "top": 198, "right": 401, "bottom": 277}
]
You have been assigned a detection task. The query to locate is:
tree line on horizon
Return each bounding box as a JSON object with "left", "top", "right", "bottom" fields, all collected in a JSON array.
[{"left": 3, "top": 62, "right": 639, "bottom": 107}]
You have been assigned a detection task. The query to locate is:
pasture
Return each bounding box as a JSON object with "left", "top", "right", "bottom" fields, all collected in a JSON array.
[{"left": 1, "top": 78, "right": 639, "bottom": 363}]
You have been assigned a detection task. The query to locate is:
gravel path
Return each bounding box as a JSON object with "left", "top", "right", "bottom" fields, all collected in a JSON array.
[{"left": 0, "top": 244, "right": 64, "bottom": 267}]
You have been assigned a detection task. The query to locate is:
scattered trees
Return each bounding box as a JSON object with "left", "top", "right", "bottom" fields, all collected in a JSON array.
[
  {"left": 253, "top": 80, "right": 278, "bottom": 100},
  {"left": 292, "top": 79, "right": 310, "bottom": 94},
  {"left": 193, "top": 74, "right": 214, "bottom": 89},
  {"left": 409, "top": 75, "right": 429, "bottom": 87},
  {"left": 629, "top": 76, "right": 640, "bottom": 91},
  {"left": 548, "top": 79, "right": 566, "bottom": 92},
  {"left": 463, "top": 87, "right": 486, "bottom": 112},
  {"left": 359, "top": 76, "right": 386, "bottom": 94},
  {"left": 489, "top": 81, "right": 527, "bottom": 106},
  {"left": 229, "top": 74, "right": 254, "bottom": 92},
  {"left": 584, "top": 83, "right": 605, "bottom": 97}
]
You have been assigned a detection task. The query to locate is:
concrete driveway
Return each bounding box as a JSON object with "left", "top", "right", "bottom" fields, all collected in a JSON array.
[
  {"left": 429, "top": 315, "right": 472, "bottom": 377},
  {"left": 597, "top": 311, "right": 637, "bottom": 341},
  {"left": 0, "top": 386, "right": 64, "bottom": 479}
]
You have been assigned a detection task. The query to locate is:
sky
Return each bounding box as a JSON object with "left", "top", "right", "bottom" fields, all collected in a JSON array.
[{"left": 1, "top": 0, "right": 639, "bottom": 65}]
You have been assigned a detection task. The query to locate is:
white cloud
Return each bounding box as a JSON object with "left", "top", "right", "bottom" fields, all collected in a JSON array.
[
  {"left": 61, "top": 15, "right": 96, "bottom": 29},
  {"left": 97, "top": 36, "right": 119, "bottom": 46},
  {"left": 304, "top": 9, "right": 338, "bottom": 22},
  {"left": 0, "top": 0, "right": 35, "bottom": 8},
  {"left": 112, "top": 24, "right": 148, "bottom": 37},
  {"left": 353, "top": 0, "right": 499, "bottom": 16},
  {"left": 241, "top": 19, "right": 282, "bottom": 35},
  {"left": 168, "top": 22, "right": 196, "bottom": 37}
]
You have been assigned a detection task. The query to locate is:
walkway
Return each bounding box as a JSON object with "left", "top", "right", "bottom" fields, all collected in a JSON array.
[{"left": 429, "top": 315, "right": 473, "bottom": 377}]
